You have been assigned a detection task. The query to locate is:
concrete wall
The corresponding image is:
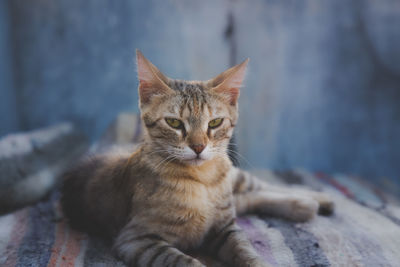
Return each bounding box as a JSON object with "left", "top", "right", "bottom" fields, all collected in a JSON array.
[
  {"left": 233, "top": 0, "right": 400, "bottom": 183},
  {"left": 2, "top": 0, "right": 400, "bottom": 184},
  {"left": 7, "top": 0, "right": 230, "bottom": 140}
]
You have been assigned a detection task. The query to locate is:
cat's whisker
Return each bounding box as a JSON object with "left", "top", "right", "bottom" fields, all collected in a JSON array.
[
  {"left": 161, "top": 156, "right": 179, "bottom": 171},
  {"left": 146, "top": 149, "right": 172, "bottom": 156},
  {"left": 224, "top": 148, "right": 254, "bottom": 169},
  {"left": 153, "top": 154, "right": 177, "bottom": 172},
  {"left": 208, "top": 147, "right": 253, "bottom": 169},
  {"left": 155, "top": 150, "right": 183, "bottom": 169},
  {"left": 227, "top": 142, "right": 239, "bottom": 146}
]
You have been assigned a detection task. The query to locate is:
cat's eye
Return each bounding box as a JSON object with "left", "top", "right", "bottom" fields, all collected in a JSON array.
[
  {"left": 165, "top": 118, "right": 183, "bottom": 129},
  {"left": 208, "top": 118, "right": 224, "bottom": 129}
]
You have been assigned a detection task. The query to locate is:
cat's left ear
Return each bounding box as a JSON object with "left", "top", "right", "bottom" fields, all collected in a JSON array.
[{"left": 207, "top": 58, "right": 249, "bottom": 106}]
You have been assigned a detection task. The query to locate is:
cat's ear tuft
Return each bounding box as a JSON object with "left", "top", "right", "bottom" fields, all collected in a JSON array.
[
  {"left": 136, "top": 50, "right": 173, "bottom": 104},
  {"left": 208, "top": 58, "right": 249, "bottom": 106}
]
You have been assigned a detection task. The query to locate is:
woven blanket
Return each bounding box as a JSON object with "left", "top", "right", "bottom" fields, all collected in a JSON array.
[
  {"left": 1, "top": 169, "right": 400, "bottom": 267},
  {"left": 1, "top": 113, "right": 400, "bottom": 266}
]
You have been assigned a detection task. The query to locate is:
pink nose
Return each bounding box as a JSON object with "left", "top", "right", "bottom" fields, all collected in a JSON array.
[{"left": 190, "top": 144, "right": 206, "bottom": 155}]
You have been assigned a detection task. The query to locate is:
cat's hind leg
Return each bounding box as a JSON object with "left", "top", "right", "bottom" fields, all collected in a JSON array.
[
  {"left": 230, "top": 167, "right": 334, "bottom": 217},
  {"left": 234, "top": 190, "right": 319, "bottom": 222},
  {"left": 258, "top": 183, "right": 335, "bottom": 216}
]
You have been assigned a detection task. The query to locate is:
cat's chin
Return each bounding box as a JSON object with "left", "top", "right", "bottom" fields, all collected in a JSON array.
[{"left": 183, "top": 158, "right": 207, "bottom": 166}]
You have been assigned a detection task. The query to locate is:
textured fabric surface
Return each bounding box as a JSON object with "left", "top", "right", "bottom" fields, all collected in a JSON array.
[
  {"left": 1, "top": 170, "right": 400, "bottom": 267},
  {"left": 0, "top": 123, "right": 88, "bottom": 215},
  {"left": 1, "top": 114, "right": 400, "bottom": 266}
]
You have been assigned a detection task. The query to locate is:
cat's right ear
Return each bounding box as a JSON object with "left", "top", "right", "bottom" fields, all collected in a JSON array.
[{"left": 136, "top": 50, "right": 173, "bottom": 105}]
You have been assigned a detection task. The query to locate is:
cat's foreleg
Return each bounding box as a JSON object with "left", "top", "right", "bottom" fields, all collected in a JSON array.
[
  {"left": 113, "top": 224, "right": 205, "bottom": 267},
  {"left": 206, "top": 219, "right": 271, "bottom": 267}
]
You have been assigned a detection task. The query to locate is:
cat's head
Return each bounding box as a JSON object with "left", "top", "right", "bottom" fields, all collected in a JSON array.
[{"left": 136, "top": 50, "right": 248, "bottom": 166}]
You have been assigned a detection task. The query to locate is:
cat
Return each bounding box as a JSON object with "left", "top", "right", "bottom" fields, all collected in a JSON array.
[{"left": 61, "top": 50, "right": 334, "bottom": 267}]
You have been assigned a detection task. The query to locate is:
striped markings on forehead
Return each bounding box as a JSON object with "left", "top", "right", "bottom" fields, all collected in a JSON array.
[
  {"left": 163, "top": 80, "right": 229, "bottom": 126},
  {"left": 168, "top": 80, "right": 207, "bottom": 92},
  {"left": 182, "top": 93, "right": 206, "bottom": 117}
]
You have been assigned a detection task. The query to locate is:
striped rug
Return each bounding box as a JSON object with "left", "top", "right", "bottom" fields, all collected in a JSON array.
[{"left": 1, "top": 169, "right": 400, "bottom": 267}]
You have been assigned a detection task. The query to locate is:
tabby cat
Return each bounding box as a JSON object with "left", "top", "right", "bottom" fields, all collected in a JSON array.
[{"left": 61, "top": 50, "right": 334, "bottom": 267}]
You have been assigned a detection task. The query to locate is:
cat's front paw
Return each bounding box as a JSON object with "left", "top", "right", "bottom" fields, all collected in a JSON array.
[
  {"left": 180, "top": 257, "right": 206, "bottom": 267},
  {"left": 285, "top": 197, "right": 319, "bottom": 222},
  {"left": 244, "top": 258, "right": 273, "bottom": 267}
]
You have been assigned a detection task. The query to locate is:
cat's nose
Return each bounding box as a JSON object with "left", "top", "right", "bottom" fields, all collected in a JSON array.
[{"left": 190, "top": 144, "right": 206, "bottom": 155}]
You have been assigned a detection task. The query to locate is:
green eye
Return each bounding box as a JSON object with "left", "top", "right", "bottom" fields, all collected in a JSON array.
[
  {"left": 208, "top": 118, "right": 223, "bottom": 128},
  {"left": 165, "top": 118, "right": 183, "bottom": 129}
]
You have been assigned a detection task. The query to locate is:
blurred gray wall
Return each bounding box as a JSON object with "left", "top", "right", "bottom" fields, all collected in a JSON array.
[
  {"left": 0, "top": 0, "right": 18, "bottom": 136},
  {"left": 233, "top": 0, "right": 400, "bottom": 184},
  {"left": 2, "top": 0, "right": 400, "bottom": 185}
]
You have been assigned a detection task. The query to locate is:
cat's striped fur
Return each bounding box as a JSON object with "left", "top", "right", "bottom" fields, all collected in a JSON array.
[{"left": 61, "top": 51, "right": 334, "bottom": 267}]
